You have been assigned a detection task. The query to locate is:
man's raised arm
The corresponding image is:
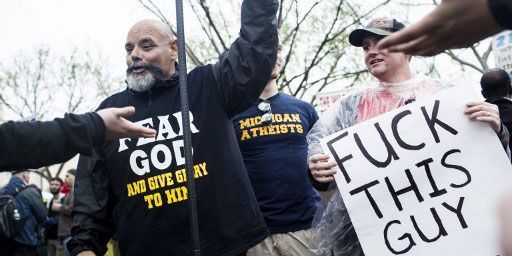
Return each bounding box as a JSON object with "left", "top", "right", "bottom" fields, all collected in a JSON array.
[{"left": 212, "top": 0, "right": 279, "bottom": 116}]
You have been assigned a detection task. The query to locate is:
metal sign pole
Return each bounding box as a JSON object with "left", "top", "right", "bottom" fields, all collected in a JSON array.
[{"left": 175, "top": 0, "right": 201, "bottom": 255}]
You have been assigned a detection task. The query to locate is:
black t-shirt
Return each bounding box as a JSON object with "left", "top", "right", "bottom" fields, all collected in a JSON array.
[{"left": 232, "top": 92, "right": 320, "bottom": 234}]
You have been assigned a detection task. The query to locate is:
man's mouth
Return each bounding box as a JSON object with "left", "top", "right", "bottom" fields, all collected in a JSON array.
[
  {"left": 370, "top": 59, "right": 383, "bottom": 65},
  {"left": 132, "top": 67, "right": 147, "bottom": 74},
  {"left": 127, "top": 62, "right": 151, "bottom": 75},
  {"left": 126, "top": 62, "right": 165, "bottom": 81}
]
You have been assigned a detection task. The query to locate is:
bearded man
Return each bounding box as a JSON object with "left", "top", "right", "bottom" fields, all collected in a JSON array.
[{"left": 68, "top": 1, "right": 279, "bottom": 256}]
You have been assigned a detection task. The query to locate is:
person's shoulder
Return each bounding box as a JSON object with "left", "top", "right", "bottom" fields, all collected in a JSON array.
[
  {"left": 493, "top": 98, "right": 512, "bottom": 109},
  {"left": 15, "top": 185, "right": 41, "bottom": 202},
  {"left": 279, "top": 92, "right": 311, "bottom": 106},
  {"left": 187, "top": 64, "right": 214, "bottom": 79},
  {"left": 107, "top": 89, "right": 131, "bottom": 101},
  {"left": 97, "top": 89, "right": 131, "bottom": 109},
  {"left": 19, "top": 185, "right": 41, "bottom": 195},
  {"left": 232, "top": 102, "right": 258, "bottom": 120}
]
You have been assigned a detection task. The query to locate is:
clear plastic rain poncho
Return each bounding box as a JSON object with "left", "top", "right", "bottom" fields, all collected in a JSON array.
[{"left": 306, "top": 75, "right": 508, "bottom": 255}]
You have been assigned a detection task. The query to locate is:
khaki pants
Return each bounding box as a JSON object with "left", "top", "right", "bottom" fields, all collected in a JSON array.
[
  {"left": 247, "top": 229, "right": 321, "bottom": 256},
  {"left": 47, "top": 239, "right": 64, "bottom": 256}
]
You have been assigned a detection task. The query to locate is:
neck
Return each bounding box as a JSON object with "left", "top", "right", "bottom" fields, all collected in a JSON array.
[
  {"left": 380, "top": 65, "right": 413, "bottom": 83},
  {"left": 52, "top": 193, "right": 59, "bottom": 199},
  {"left": 260, "top": 79, "right": 278, "bottom": 100}
]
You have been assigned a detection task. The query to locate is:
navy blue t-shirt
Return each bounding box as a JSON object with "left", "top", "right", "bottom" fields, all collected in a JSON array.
[{"left": 232, "top": 92, "right": 320, "bottom": 234}]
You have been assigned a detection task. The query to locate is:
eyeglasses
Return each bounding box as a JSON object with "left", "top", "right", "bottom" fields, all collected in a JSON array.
[{"left": 258, "top": 100, "right": 273, "bottom": 125}]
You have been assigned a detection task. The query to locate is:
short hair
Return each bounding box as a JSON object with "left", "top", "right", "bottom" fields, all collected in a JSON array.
[
  {"left": 67, "top": 169, "right": 77, "bottom": 176},
  {"left": 50, "top": 177, "right": 64, "bottom": 185},
  {"left": 481, "top": 68, "right": 512, "bottom": 98},
  {"left": 11, "top": 169, "right": 29, "bottom": 175}
]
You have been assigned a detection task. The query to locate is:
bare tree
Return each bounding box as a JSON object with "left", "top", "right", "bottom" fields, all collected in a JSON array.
[
  {"left": 138, "top": 0, "right": 396, "bottom": 105},
  {"left": 0, "top": 46, "right": 123, "bottom": 183},
  {"left": 137, "top": 0, "right": 494, "bottom": 107}
]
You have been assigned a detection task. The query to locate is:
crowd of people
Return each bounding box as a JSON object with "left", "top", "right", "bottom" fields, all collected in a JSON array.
[
  {"left": 1, "top": 0, "right": 512, "bottom": 255},
  {"left": 0, "top": 169, "right": 76, "bottom": 256}
]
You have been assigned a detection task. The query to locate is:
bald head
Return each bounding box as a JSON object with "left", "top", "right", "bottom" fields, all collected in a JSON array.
[
  {"left": 481, "top": 68, "right": 511, "bottom": 98},
  {"left": 124, "top": 19, "right": 178, "bottom": 89},
  {"left": 127, "top": 19, "right": 175, "bottom": 42}
]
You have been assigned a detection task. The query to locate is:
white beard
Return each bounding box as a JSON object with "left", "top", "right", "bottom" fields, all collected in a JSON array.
[{"left": 126, "top": 72, "right": 156, "bottom": 92}]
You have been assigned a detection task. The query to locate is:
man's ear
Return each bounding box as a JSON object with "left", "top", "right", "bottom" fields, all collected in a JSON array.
[{"left": 170, "top": 39, "right": 178, "bottom": 61}]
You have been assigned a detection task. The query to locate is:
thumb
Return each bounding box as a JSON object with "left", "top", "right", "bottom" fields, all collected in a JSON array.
[{"left": 114, "top": 106, "right": 136, "bottom": 118}]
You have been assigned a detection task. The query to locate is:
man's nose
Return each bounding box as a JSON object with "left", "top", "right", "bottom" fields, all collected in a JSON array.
[
  {"left": 367, "top": 44, "right": 379, "bottom": 55},
  {"left": 130, "top": 47, "right": 143, "bottom": 62}
]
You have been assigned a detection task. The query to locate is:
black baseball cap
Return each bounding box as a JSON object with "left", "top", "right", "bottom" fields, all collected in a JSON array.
[{"left": 349, "top": 17, "right": 405, "bottom": 47}]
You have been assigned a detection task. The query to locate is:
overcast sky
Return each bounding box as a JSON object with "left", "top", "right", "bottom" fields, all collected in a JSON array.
[
  {"left": 0, "top": 1, "right": 422, "bottom": 63},
  {"left": 0, "top": 0, "right": 181, "bottom": 70},
  {"left": 0, "top": 1, "right": 492, "bottom": 98}
]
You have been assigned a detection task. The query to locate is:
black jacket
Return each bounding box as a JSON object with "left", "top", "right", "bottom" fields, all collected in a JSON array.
[
  {"left": 0, "top": 113, "right": 105, "bottom": 171},
  {"left": 0, "top": 177, "right": 47, "bottom": 246},
  {"left": 68, "top": 1, "right": 278, "bottom": 256},
  {"left": 486, "top": 96, "right": 512, "bottom": 151}
]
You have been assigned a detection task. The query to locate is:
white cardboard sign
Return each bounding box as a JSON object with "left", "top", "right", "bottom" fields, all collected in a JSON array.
[{"left": 320, "top": 84, "right": 512, "bottom": 255}]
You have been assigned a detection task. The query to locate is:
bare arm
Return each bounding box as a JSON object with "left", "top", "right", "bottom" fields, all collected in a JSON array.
[{"left": 377, "top": 0, "right": 503, "bottom": 56}]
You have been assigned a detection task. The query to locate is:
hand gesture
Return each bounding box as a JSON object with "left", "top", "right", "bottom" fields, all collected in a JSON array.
[{"left": 96, "top": 106, "right": 157, "bottom": 140}]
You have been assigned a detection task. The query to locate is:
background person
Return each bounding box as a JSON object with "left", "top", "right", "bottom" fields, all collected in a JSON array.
[
  {"left": 0, "top": 170, "right": 47, "bottom": 256},
  {"left": 45, "top": 177, "right": 64, "bottom": 256},
  {"left": 233, "top": 47, "right": 321, "bottom": 256},
  {"left": 481, "top": 68, "right": 512, "bottom": 149}
]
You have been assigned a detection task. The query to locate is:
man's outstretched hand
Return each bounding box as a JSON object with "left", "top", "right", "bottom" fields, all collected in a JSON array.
[
  {"left": 378, "top": 0, "right": 503, "bottom": 56},
  {"left": 97, "top": 106, "right": 156, "bottom": 140}
]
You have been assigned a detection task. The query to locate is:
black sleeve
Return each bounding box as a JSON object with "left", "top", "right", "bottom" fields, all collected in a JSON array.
[
  {"left": 212, "top": 0, "right": 279, "bottom": 117},
  {"left": 68, "top": 151, "right": 114, "bottom": 256},
  {"left": 489, "top": 0, "right": 512, "bottom": 29},
  {"left": 0, "top": 112, "right": 105, "bottom": 171}
]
